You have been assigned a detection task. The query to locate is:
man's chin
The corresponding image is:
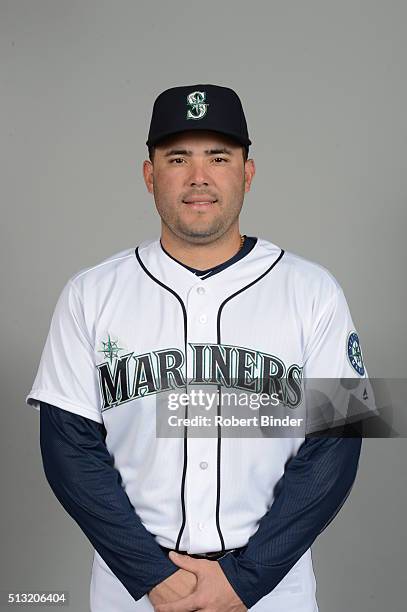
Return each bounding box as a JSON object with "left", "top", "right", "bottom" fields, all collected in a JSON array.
[{"left": 176, "top": 226, "right": 223, "bottom": 243}]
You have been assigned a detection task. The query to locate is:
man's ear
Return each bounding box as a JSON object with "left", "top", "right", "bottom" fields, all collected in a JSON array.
[
  {"left": 143, "top": 159, "right": 154, "bottom": 194},
  {"left": 244, "top": 158, "right": 256, "bottom": 193}
]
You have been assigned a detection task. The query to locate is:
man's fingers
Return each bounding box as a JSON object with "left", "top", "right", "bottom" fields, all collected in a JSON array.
[{"left": 155, "top": 592, "right": 199, "bottom": 612}]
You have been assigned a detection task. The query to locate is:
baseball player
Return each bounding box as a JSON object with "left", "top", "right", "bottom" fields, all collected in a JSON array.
[{"left": 26, "top": 84, "right": 371, "bottom": 611}]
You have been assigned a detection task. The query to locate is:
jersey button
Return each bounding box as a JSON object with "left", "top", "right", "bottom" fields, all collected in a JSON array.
[
  {"left": 198, "top": 522, "right": 205, "bottom": 531},
  {"left": 199, "top": 461, "right": 208, "bottom": 470},
  {"left": 199, "top": 314, "right": 207, "bottom": 324},
  {"left": 197, "top": 286, "right": 205, "bottom": 295}
]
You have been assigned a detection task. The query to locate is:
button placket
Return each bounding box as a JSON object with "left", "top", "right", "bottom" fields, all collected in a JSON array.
[
  {"left": 184, "top": 437, "right": 219, "bottom": 550},
  {"left": 184, "top": 282, "right": 221, "bottom": 550}
]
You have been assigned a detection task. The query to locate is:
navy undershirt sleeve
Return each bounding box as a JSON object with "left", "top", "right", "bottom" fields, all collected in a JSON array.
[
  {"left": 39, "top": 401, "right": 179, "bottom": 602},
  {"left": 218, "top": 434, "right": 363, "bottom": 609}
]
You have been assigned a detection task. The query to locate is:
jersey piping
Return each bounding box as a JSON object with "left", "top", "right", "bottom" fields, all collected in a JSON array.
[
  {"left": 135, "top": 247, "right": 189, "bottom": 551},
  {"left": 135, "top": 244, "right": 285, "bottom": 553}
]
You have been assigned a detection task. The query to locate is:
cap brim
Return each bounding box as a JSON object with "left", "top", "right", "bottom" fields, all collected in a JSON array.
[{"left": 146, "top": 126, "right": 251, "bottom": 148}]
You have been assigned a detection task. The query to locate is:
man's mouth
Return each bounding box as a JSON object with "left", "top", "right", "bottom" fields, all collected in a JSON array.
[{"left": 182, "top": 196, "right": 218, "bottom": 205}]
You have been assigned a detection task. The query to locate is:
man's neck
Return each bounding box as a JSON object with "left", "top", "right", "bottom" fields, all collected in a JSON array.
[{"left": 160, "top": 229, "right": 243, "bottom": 271}]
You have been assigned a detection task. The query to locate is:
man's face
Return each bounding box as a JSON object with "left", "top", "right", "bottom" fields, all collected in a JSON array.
[{"left": 143, "top": 130, "right": 255, "bottom": 244}]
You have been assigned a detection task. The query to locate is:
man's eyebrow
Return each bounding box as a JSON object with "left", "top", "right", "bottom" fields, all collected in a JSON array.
[
  {"left": 164, "top": 149, "right": 192, "bottom": 157},
  {"left": 205, "top": 147, "right": 233, "bottom": 155},
  {"left": 164, "top": 147, "right": 234, "bottom": 157}
]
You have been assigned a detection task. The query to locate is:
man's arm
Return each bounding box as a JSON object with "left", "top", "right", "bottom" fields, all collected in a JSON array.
[
  {"left": 39, "top": 401, "right": 185, "bottom": 602},
  {"left": 218, "top": 435, "right": 362, "bottom": 609}
]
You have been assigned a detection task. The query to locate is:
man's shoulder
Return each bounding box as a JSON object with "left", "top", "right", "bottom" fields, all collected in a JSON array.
[
  {"left": 283, "top": 250, "right": 341, "bottom": 289},
  {"left": 70, "top": 247, "right": 134, "bottom": 286},
  {"left": 258, "top": 237, "right": 344, "bottom": 300},
  {"left": 67, "top": 239, "right": 156, "bottom": 293}
]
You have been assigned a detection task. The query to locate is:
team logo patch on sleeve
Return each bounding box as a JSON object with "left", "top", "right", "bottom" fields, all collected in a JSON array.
[{"left": 347, "top": 331, "right": 365, "bottom": 376}]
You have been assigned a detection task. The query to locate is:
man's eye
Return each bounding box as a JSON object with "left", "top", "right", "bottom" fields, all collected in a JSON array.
[
  {"left": 213, "top": 157, "right": 227, "bottom": 163},
  {"left": 170, "top": 158, "right": 185, "bottom": 164}
]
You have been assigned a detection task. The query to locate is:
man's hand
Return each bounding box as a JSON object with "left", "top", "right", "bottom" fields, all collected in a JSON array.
[
  {"left": 154, "top": 551, "right": 247, "bottom": 612},
  {"left": 148, "top": 566, "right": 197, "bottom": 606}
]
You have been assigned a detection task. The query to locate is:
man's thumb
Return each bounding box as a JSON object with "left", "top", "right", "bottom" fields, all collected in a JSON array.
[{"left": 169, "top": 551, "right": 199, "bottom": 572}]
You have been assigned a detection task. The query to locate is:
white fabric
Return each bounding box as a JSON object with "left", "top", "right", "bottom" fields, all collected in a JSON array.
[{"left": 27, "top": 237, "right": 373, "bottom": 611}]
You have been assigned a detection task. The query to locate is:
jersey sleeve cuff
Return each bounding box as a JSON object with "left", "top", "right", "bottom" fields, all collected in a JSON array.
[
  {"left": 26, "top": 390, "right": 103, "bottom": 424},
  {"left": 218, "top": 550, "right": 267, "bottom": 609},
  {"left": 140, "top": 562, "right": 180, "bottom": 600}
]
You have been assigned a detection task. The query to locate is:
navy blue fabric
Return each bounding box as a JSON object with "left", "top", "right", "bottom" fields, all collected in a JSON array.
[
  {"left": 39, "top": 401, "right": 179, "bottom": 602},
  {"left": 218, "top": 435, "right": 362, "bottom": 608}
]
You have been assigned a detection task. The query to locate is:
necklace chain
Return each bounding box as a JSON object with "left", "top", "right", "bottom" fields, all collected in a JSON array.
[{"left": 239, "top": 234, "right": 245, "bottom": 250}]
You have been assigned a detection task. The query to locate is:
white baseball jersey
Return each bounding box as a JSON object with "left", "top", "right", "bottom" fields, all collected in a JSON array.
[{"left": 26, "top": 237, "right": 373, "bottom": 611}]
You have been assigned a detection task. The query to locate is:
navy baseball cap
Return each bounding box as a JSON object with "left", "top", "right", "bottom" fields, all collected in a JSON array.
[{"left": 146, "top": 84, "right": 252, "bottom": 150}]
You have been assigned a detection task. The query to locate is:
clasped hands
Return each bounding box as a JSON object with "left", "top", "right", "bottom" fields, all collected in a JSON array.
[{"left": 149, "top": 550, "right": 247, "bottom": 612}]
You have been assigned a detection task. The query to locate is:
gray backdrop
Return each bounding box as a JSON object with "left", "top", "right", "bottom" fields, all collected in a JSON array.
[{"left": 1, "top": 0, "right": 406, "bottom": 610}]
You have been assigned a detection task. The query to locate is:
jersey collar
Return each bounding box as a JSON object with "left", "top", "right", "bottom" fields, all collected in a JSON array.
[{"left": 135, "top": 237, "right": 283, "bottom": 300}]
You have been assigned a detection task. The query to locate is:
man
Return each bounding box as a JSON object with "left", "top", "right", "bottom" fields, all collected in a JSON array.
[{"left": 26, "top": 84, "right": 369, "bottom": 611}]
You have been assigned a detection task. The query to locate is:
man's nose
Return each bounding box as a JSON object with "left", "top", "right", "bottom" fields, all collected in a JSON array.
[{"left": 187, "top": 160, "right": 210, "bottom": 186}]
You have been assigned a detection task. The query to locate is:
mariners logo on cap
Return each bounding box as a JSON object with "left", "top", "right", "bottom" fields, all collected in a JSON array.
[
  {"left": 186, "top": 91, "right": 208, "bottom": 120},
  {"left": 347, "top": 331, "right": 365, "bottom": 376}
]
